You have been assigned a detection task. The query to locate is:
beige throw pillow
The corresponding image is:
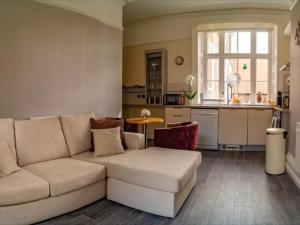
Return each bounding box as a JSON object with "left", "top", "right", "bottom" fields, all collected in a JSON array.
[
  {"left": 0, "top": 140, "right": 21, "bottom": 178},
  {"left": 92, "top": 127, "right": 124, "bottom": 157}
]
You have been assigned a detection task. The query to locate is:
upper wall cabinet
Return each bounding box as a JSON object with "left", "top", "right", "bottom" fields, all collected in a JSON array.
[{"left": 145, "top": 49, "right": 167, "bottom": 105}]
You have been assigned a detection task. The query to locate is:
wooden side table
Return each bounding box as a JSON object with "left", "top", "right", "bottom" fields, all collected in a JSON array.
[{"left": 126, "top": 117, "right": 164, "bottom": 148}]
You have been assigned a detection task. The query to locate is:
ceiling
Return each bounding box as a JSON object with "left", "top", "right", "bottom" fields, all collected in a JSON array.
[{"left": 124, "top": 0, "right": 296, "bottom": 24}]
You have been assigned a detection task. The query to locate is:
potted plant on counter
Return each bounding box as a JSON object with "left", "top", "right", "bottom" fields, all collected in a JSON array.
[{"left": 183, "top": 74, "right": 197, "bottom": 105}]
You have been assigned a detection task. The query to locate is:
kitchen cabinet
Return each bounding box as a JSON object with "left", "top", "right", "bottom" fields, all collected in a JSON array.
[
  {"left": 218, "top": 109, "right": 248, "bottom": 145},
  {"left": 248, "top": 109, "right": 272, "bottom": 145},
  {"left": 165, "top": 107, "right": 191, "bottom": 124},
  {"left": 145, "top": 49, "right": 167, "bottom": 105}
]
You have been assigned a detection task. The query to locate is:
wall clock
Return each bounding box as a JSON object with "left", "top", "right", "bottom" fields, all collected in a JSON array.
[{"left": 175, "top": 56, "right": 184, "bottom": 65}]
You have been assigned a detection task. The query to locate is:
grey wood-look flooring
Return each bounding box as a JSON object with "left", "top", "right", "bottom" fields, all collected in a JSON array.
[{"left": 36, "top": 151, "right": 300, "bottom": 225}]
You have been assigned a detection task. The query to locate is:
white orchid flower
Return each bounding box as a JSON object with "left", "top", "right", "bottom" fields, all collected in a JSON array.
[
  {"left": 183, "top": 74, "right": 197, "bottom": 100},
  {"left": 185, "top": 74, "right": 196, "bottom": 86}
]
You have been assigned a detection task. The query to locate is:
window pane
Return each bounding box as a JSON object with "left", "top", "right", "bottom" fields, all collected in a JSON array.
[
  {"left": 225, "top": 32, "right": 250, "bottom": 53},
  {"left": 256, "top": 32, "right": 269, "bottom": 54},
  {"left": 224, "top": 58, "right": 251, "bottom": 81},
  {"left": 207, "top": 81, "right": 219, "bottom": 99},
  {"left": 256, "top": 59, "right": 268, "bottom": 81},
  {"left": 207, "top": 32, "right": 219, "bottom": 54},
  {"left": 256, "top": 82, "right": 269, "bottom": 95},
  {"left": 207, "top": 59, "right": 219, "bottom": 80},
  {"left": 238, "top": 32, "right": 251, "bottom": 53},
  {"left": 225, "top": 58, "right": 251, "bottom": 104},
  {"left": 237, "top": 81, "right": 251, "bottom": 103},
  {"left": 206, "top": 58, "right": 219, "bottom": 99},
  {"left": 256, "top": 59, "right": 269, "bottom": 99},
  {"left": 225, "top": 32, "right": 237, "bottom": 53}
]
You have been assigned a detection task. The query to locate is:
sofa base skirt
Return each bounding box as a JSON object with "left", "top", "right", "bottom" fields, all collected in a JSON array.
[
  {"left": 107, "top": 172, "right": 197, "bottom": 218},
  {"left": 0, "top": 180, "right": 106, "bottom": 225}
]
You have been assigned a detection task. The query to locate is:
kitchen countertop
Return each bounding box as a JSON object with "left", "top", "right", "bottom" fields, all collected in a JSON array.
[{"left": 123, "top": 103, "right": 290, "bottom": 112}]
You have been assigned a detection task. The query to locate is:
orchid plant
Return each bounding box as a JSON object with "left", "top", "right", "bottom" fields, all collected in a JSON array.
[{"left": 183, "top": 74, "right": 197, "bottom": 100}]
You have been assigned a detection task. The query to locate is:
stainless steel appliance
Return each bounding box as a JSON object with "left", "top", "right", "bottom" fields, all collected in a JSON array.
[
  {"left": 191, "top": 109, "right": 219, "bottom": 150},
  {"left": 165, "top": 94, "right": 184, "bottom": 105}
]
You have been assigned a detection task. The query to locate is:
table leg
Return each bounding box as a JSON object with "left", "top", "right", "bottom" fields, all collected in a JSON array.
[{"left": 143, "top": 124, "right": 147, "bottom": 148}]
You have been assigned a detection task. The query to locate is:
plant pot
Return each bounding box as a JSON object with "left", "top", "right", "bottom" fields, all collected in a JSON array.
[{"left": 186, "top": 99, "right": 194, "bottom": 105}]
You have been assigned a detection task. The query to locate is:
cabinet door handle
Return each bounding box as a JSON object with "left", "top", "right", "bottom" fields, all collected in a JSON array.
[
  {"left": 193, "top": 113, "right": 218, "bottom": 116},
  {"left": 173, "top": 114, "right": 183, "bottom": 117}
]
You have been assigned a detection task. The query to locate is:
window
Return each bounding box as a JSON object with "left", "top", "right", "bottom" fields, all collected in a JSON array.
[{"left": 198, "top": 29, "right": 272, "bottom": 104}]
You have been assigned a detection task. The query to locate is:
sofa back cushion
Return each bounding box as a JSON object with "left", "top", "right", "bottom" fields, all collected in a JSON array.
[
  {"left": 0, "top": 140, "right": 21, "bottom": 178},
  {"left": 15, "top": 117, "right": 69, "bottom": 166},
  {"left": 0, "top": 118, "right": 17, "bottom": 161},
  {"left": 60, "top": 112, "right": 95, "bottom": 156}
]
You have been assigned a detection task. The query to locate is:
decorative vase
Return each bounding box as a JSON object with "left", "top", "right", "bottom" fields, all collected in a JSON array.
[{"left": 187, "top": 99, "right": 193, "bottom": 105}]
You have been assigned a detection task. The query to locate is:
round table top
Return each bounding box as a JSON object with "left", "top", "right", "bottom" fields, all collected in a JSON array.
[{"left": 126, "top": 117, "right": 164, "bottom": 125}]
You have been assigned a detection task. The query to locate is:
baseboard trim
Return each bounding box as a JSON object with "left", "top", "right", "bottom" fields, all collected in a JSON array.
[{"left": 286, "top": 152, "right": 300, "bottom": 189}]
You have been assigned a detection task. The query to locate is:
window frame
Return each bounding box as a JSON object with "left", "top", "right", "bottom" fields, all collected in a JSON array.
[{"left": 201, "top": 29, "right": 272, "bottom": 104}]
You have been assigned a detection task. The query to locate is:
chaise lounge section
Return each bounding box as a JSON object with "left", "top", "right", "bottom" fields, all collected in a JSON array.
[
  {"left": 73, "top": 147, "right": 201, "bottom": 217},
  {"left": 0, "top": 113, "right": 202, "bottom": 225}
]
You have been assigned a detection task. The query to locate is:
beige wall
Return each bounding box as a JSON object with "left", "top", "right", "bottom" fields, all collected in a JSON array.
[
  {"left": 288, "top": 0, "right": 300, "bottom": 157},
  {"left": 36, "top": 0, "right": 125, "bottom": 30},
  {"left": 0, "top": 0, "right": 122, "bottom": 119},
  {"left": 123, "top": 39, "right": 191, "bottom": 91},
  {"left": 123, "top": 9, "right": 291, "bottom": 93}
]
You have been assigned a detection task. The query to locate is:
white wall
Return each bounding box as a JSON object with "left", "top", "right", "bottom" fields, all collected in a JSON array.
[
  {"left": 37, "top": 0, "right": 125, "bottom": 30},
  {"left": 0, "top": 1, "right": 122, "bottom": 119},
  {"left": 124, "top": 9, "right": 290, "bottom": 46},
  {"left": 289, "top": 0, "right": 300, "bottom": 158}
]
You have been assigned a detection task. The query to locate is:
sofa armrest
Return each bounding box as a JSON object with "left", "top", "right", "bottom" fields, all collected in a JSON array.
[{"left": 124, "top": 132, "right": 145, "bottom": 150}]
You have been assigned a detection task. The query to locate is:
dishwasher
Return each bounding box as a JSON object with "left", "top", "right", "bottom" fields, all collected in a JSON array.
[{"left": 191, "top": 109, "right": 219, "bottom": 150}]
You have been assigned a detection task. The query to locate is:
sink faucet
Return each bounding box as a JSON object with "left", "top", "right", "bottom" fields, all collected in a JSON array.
[{"left": 227, "top": 83, "right": 233, "bottom": 104}]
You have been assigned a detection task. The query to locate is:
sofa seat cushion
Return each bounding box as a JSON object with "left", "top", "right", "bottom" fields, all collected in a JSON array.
[
  {"left": 73, "top": 148, "right": 202, "bottom": 193},
  {"left": 0, "top": 169, "right": 49, "bottom": 206},
  {"left": 24, "top": 158, "right": 106, "bottom": 197}
]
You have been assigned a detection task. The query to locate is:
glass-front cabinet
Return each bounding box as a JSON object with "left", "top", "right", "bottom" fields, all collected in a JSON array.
[{"left": 145, "top": 49, "right": 167, "bottom": 105}]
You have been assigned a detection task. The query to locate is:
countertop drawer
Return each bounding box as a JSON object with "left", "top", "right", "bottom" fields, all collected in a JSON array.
[{"left": 165, "top": 107, "right": 191, "bottom": 124}]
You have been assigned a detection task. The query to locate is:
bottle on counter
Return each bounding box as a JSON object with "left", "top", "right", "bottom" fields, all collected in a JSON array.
[
  {"left": 277, "top": 91, "right": 283, "bottom": 107},
  {"left": 257, "top": 92, "right": 262, "bottom": 103},
  {"left": 283, "top": 96, "right": 289, "bottom": 109}
]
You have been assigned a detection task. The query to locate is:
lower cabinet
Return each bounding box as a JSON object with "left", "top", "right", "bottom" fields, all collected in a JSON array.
[
  {"left": 247, "top": 109, "right": 272, "bottom": 145},
  {"left": 218, "top": 108, "right": 272, "bottom": 146},
  {"left": 218, "top": 109, "right": 248, "bottom": 145},
  {"left": 165, "top": 107, "right": 191, "bottom": 124}
]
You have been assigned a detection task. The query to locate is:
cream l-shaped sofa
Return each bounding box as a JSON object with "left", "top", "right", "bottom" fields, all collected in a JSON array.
[{"left": 0, "top": 113, "right": 202, "bottom": 225}]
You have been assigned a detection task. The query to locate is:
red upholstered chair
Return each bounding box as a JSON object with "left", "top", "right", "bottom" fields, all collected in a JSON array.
[{"left": 154, "top": 122, "right": 198, "bottom": 150}]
